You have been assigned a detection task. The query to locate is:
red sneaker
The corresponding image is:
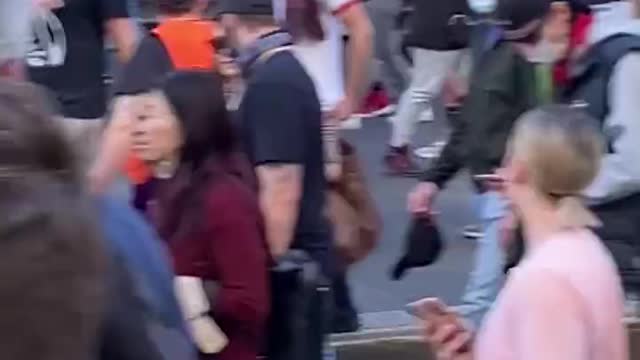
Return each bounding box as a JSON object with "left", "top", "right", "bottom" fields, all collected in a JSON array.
[
  {"left": 356, "top": 88, "right": 395, "bottom": 118},
  {"left": 384, "top": 146, "right": 421, "bottom": 177}
]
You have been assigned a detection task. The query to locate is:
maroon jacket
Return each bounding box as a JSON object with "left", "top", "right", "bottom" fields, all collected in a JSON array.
[{"left": 158, "top": 157, "right": 269, "bottom": 360}]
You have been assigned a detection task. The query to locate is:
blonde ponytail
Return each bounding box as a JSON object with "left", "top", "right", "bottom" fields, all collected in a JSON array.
[{"left": 555, "top": 196, "right": 602, "bottom": 229}]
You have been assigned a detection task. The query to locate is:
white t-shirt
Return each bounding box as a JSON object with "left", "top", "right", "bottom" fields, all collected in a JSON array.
[
  {"left": 0, "top": 0, "right": 32, "bottom": 61},
  {"left": 274, "top": 0, "right": 350, "bottom": 111}
]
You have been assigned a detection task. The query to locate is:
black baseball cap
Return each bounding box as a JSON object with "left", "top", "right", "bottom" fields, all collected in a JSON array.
[
  {"left": 497, "top": 0, "right": 552, "bottom": 40},
  {"left": 217, "top": 0, "right": 274, "bottom": 16}
]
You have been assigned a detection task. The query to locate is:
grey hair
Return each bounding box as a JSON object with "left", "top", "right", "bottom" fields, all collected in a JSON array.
[{"left": 510, "top": 105, "right": 604, "bottom": 228}]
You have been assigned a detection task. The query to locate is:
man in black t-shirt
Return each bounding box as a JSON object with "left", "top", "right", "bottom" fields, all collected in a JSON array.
[
  {"left": 220, "top": 3, "right": 330, "bottom": 358},
  {"left": 221, "top": 1, "right": 330, "bottom": 273},
  {"left": 27, "top": 0, "right": 137, "bottom": 169}
]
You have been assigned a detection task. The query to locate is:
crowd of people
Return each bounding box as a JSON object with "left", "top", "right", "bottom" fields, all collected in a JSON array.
[{"left": 0, "top": 0, "right": 639, "bottom": 359}]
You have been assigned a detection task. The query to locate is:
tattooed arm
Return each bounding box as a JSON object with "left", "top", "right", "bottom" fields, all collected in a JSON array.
[{"left": 256, "top": 164, "right": 303, "bottom": 259}]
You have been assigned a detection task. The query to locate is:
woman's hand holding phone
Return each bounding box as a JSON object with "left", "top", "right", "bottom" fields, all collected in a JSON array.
[{"left": 411, "top": 298, "right": 474, "bottom": 360}]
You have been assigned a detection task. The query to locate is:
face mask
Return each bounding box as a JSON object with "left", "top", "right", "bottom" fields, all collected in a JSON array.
[{"left": 467, "top": 0, "right": 497, "bottom": 15}]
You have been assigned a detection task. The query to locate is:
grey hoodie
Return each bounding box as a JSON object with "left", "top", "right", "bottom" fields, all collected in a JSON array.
[
  {"left": 584, "top": 16, "right": 640, "bottom": 204},
  {"left": 0, "top": 0, "right": 31, "bottom": 62}
]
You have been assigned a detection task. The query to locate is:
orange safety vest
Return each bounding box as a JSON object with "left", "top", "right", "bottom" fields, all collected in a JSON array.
[{"left": 125, "top": 19, "right": 217, "bottom": 185}]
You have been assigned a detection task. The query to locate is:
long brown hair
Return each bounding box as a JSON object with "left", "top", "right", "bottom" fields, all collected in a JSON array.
[
  {"left": 152, "top": 71, "right": 255, "bottom": 241},
  {"left": 285, "top": 0, "right": 325, "bottom": 42}
]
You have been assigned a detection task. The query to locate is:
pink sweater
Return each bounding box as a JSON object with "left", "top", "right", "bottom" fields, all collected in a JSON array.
[{"left": 475, "top": 230, "right": 628, "bottom": 360}]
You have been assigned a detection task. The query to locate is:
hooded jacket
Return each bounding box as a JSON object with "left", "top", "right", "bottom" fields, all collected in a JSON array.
[{"left": 581, "top": 19, "right": 640, "bottom": 204}]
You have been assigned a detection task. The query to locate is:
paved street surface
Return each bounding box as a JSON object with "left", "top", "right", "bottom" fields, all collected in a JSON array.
[{"left": 342, "top": 115, "right": 479, "bottom": 328}]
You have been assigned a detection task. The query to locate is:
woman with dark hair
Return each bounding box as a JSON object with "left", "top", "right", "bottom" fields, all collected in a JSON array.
[{"left": 131, "top": 71, "right": 269, "bottom": 360}]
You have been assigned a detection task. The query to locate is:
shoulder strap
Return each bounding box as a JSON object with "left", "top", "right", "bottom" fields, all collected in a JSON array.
[
  {"left": 255, "top": 46, "right": 293, "bottom": 66},
  {"left": 595, "top": 34, "right": 640, "bottom": 117}
]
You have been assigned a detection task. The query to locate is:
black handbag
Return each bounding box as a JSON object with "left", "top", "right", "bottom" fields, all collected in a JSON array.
[{"left": 266, "top": 250, "right": 331, "bottom": 360}]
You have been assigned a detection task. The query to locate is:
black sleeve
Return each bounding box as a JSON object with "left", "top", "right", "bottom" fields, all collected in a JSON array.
[
  {"left": 420, "top": 111, "right": 467, "bottom": 188},
  {"left": 243, "top": 82, "right": 306, "bottom": 165},
  {"left": 100, "top": 0, "right": 129, "bottom": 19},
  {"left": 112, "top": 35, "right": 174, "bottom": 96}
]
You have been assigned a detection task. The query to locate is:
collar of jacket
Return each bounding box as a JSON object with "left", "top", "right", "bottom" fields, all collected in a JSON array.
[{"left": 236, "top": 30, "right": 293, "bottom": 77}]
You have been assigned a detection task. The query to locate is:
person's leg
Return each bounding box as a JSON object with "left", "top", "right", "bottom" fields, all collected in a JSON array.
[
  {"left": 456, "top": 191, "right": 507, "bottom": 329},
  {"left": 368, "top": 2, "right": 406, "bottom": 105},
  {"left": 385, "top": 48, "right": 461, "bottom": 175},
  {"left": 331, "top": 270, "right": 359, "bottom": 333},
  {"left": 389, "top": 48, "right": 461, "bottom": 148}
]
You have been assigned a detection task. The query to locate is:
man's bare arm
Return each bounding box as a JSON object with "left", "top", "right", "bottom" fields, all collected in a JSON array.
[
  {"left": 256, "top": 164, "right": 303, "bottom": 259},
  {"left": 105, "top": 18, "right": 138, "bottom": 63},
  {"left": 336, "top": 2, "right": 374, "bottom": 116}
]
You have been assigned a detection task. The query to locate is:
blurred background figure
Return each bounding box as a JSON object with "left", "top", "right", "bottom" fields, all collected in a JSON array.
[
  {"left": 384, "top": 0, "right": 471, "bottom": 176},
  {"left": 0, "top": 79, "right": 107, "bottom": 360},
  {"left": 27, "top": 0, "right": 137, "bottom": 171},
  {"left": 132, "top": 71, "right": 269, "bottom": 360}
]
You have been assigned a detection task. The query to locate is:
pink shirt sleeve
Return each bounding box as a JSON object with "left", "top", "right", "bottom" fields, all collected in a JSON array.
[{"left": 513, "top": 269, "right": 590, "bottom": 360}]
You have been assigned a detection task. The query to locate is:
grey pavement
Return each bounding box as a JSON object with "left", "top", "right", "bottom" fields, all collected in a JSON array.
[{"left": 342, "top": 115, "right": 479, "bottom": 323}]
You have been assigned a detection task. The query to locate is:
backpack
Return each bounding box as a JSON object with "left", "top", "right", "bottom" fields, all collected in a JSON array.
[{"left": 564, "top": 34, "right": 640, "bottom": 126}]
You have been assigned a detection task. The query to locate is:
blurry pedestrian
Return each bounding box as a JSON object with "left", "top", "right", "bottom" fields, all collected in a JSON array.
[
  {"left": 91, "top": 0, "right": 216, "bottom": 205},
  {"left": 0, "top": 79, "right": 107, "bottom": 360},
  {"left": 408, "top": 0, "right": 571, "bottom": 328},
  {"left": 220, "top": 0, "right": 332, "bottom": 357},
  {"left": 384, "top": 0, "right": 471, "bottom": 176},
  {"left": 27, "top": 0, "right": 137, "bottom": 170},
  {"left": 563, "top": 0, "right": 640, "bottom": 314},
  {"left": 279, "top": 0, "right": 373, "bottom": 183},
  {"left": 422, "top": 105, "right": 628, "bottom": 360},
  {"left": 132, "top": 71, "right": 269, "bottom": 360}
]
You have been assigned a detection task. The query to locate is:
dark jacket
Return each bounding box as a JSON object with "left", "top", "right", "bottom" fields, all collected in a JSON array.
[
  {"left": 422, "top": 41, "right": 538, "bottom": 189},
  {"left": 404, "top": 0, "right": 471, "bottom": 50},
  {"left": 159, "top": 158, "right": 270, "bottom": 360}
]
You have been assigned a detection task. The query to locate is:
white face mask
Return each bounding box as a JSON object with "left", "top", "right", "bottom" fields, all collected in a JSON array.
[{"left": 467, "top": 0, "right": 497, "bottom": 15}]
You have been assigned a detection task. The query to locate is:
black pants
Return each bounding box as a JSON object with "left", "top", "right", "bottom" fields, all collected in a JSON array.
[
  {"left": 592, "top": 193, "right": 640, "bottom": 293},
  {"left": 267, "top": 252, "right": 329, "bottom": 360}
]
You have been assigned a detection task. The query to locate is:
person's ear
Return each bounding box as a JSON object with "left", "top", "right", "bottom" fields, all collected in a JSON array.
[{"left": 510, "top": 158, "right": 529, "bottom": 186}]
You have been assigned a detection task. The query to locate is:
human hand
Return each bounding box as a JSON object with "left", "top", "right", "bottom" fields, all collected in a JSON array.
[
  {"left": 499, "top": 209, "right": 518, "bottom": 251},
  {"left": 418, "top": 298, "right": 474, "bottom": 360},
  {"left": 408, "top": 182, "right": 439, "bottom": 216},
  {"left": 329, "top": 96, "right": 354, "bottom": 122}
]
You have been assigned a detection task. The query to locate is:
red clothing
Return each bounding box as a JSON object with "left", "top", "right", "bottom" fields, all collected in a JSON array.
[
  {"left": 554, "top": 13, "right": 594, "bottom": 87},
  {"left": 167, "top": 170, "right": 269, "bottom": 360}
]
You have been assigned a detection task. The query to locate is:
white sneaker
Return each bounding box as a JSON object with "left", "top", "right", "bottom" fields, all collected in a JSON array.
[
  {"left": 418, "top": 109, "right": 435, "bottom": 123},
  {"left": 371, "top": 104, "right": 397, "bottom": 118},
  {"left": 340, "top": 116, "right": 363, "bottom": 130},
  {"left": 414, "top": 141, "right": 446, "bottom": 159}
]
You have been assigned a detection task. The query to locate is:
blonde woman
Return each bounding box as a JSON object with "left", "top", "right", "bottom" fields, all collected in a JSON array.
[{"left": 421, "top": 105, "right": 628, "bottom": 360}]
